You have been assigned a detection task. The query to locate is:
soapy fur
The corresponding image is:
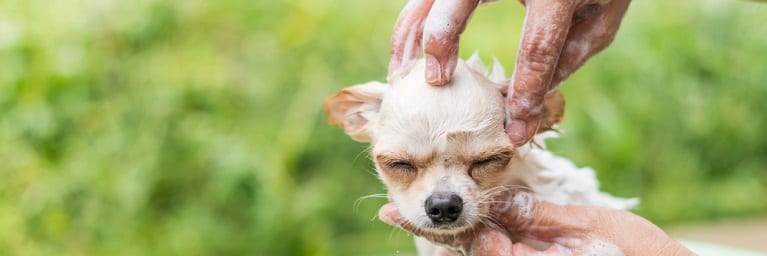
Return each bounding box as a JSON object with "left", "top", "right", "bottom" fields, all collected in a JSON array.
[{"left": 324, "top": 54, "right": 636, "bottom": 255}]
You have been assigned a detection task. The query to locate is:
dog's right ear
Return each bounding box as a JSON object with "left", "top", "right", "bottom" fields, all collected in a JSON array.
[
  {"left": 323, "top": 81, "right": 387, "bottom": 142},
  {"left": 537, "top": 90, "right": 565, "bottom": 133}
]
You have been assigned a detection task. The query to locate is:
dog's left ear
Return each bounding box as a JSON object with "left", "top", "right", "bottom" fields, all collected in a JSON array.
[
  {"left": 538, "top": 90, "right": 565, "bottom": 133},
  {"left": 324, "top": 81, "right": 387, "bottom": 142}
]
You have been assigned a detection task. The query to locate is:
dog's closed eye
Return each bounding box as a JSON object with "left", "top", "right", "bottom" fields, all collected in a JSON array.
[
  {"left": 469, "top": 152, "right": 512, "bottom": 177},
  {"left": 375, "top": 154, "right": 420, "bottom": 186},
  {"left": 388, "top": 160, "right": 416, "bottom": 171},
  {"left": 471, "top": 157, "right": 500, "bottom": 168},
  {"left": 376, "top": 154, "right": 418, "bottom": 172}
]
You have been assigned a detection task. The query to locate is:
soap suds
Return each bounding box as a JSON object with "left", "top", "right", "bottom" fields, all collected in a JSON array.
[{"left": 423, "top": 0, "right": 463, "bottom": 39}]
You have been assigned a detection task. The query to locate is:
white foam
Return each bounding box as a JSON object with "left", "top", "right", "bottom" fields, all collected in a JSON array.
[{"left": 423, "top": 0, "right": 464, "bottom": 41}]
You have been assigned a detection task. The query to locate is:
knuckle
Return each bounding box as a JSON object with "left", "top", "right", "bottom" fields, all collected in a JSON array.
[
  {"left": 519, "top": 40, "right": 560, "bottom": 76},
  {"left": 423, "top": 27, "right": 460, "bottom": 49},
  {"left": 423, "top": 38, "right": 457, "bottom": 57},
  {"left": 589, "top": 29, "right": 617, "bottom": 54},
  {"left": 599, "top": 30, "right": 617, "bottom": 48},
  {"left": 511, "top": 77, "right": 548, "bottom": 101}
]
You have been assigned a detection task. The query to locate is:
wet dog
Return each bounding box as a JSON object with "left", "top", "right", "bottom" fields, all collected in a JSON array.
[{"left": 324, "top": 55, "right": 636, "bottom": 255}]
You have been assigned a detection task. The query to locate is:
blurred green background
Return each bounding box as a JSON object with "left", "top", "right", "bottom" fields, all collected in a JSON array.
[{"left": 1, "top": 0, "right": 766, "bottom": 255}]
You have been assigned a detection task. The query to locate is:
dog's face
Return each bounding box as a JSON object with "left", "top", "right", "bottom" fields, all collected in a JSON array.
[{"left": 325, "top": 57, "right": 563, "bottom": 234}]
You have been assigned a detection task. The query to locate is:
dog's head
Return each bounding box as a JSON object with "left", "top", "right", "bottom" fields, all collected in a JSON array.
[{"left": 324, "top": 56, "right": 564, "bottom": 233}]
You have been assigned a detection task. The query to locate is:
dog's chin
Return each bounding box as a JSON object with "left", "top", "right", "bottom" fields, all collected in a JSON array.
[{"left": 414, "top": 218, "right": 477, "bottom": 235}]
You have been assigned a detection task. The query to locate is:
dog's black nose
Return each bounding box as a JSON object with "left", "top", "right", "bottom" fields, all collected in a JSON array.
[{"left": 425, "top": 193, "right": 463, "bottom": 224}]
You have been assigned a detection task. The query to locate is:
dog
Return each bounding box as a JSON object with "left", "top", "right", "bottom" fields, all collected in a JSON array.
[{"left": 324, "top": 54, "right": 637, "bottom": 255}]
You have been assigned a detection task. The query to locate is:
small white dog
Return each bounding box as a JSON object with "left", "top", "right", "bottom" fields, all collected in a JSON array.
[{"left": 325, "top": 54, "right": 637, "bottom": 255}]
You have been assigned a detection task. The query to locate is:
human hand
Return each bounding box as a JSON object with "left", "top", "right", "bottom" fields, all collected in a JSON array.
[
  {"left": 387, "top": 0, "right": 630, "bottom": 146},
  {"left": 505, "top": 0, "right": 630, "bottom": 146},
  {"left": 378, "top": 191, "right": 694, "bottom": 255},
  {"left": 388, "top": 0, "right": 486, "bottom": 85}
]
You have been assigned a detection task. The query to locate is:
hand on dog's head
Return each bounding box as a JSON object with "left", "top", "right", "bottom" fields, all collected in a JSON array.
[
  {"left": 324, "top": 56, "right": 564, "bottom": 234},
  {"left": 325, "top": 57, "right": 565, "bottom": 143}
]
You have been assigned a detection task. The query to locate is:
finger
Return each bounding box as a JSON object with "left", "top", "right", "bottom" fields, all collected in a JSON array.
[
  {"left": 469, "top": 230, "right": 513, "bottom": 256},
  {"left": 506, "top": 0, "right": 574, "bottom": 146},
  {"left": 389, "top": 0, "right": 436, "bottom": 81},
  {"left": 422, "top": 0, "right": 481, "bottom": 85},
  {"left": 511, "top": 242, "right": 539, "bottom": 255},
  {"left": 512, "top": 242, "right": 573, "bottom": 255},
  {"left": 505, "top": 115, "right": 540, "bottom": 147},
  {"left": 550, "top": 0, "right": 631, "bottom": 87},
  {"left": 378, "top": 203, "right": 407, "bottom": 227},
  {"left": 492, "top": 192, "right": 592, "bottom": 242},
  {"left": 434, "top": 248, "right": 456, "bottom": 256},
  {"left": 378, "top": 203, "right": 434, "bottom": 239}
]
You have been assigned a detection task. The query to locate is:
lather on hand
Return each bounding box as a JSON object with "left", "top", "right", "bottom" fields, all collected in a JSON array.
[
  {"left": 387, "top": 0, "right": 631, "bottom": 146},
  {"left": 379, "top": 191, "right": 694, "bottom": 255}
]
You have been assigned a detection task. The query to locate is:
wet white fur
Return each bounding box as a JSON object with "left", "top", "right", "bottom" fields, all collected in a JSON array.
[
  {"left": 374, "top": 57, "right": 507, "bottom": 235},
  {"left": 335, "top": 54, "right": 636, "bottom": 255}
]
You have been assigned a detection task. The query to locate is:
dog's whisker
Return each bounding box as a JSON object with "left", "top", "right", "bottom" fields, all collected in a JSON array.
[
  {"left": 476, "top": 185, "right": 532, "bottom": 201},
  {"left": 354, "top": 193, "right": 389, "bottom": 212},
  {"left": 354, "top": 145, "right": 378, "bottom": 178},
  {"left": 482, "top": 184, "right": 531, "bottom": 192},
  {"left": 476, "top": 218, "right": 497, "bottom": 232},
  {"left": 476, "top": 200, "right": 515, "bottom": 205},
  {"left": 477, "top": 185, "right": 528, "bottom": 196},
  {"left": 388, "top": 225, "right": 402, "bottom": 242},
  {"left": 475, "top": 213, "right": 505, "bottom": 233}
]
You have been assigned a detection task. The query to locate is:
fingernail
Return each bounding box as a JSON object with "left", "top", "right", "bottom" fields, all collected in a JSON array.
[
  {"left": 425, "top": 54, "right": 443, "bottom": 85},
  {"left": 506, "top": 120, "right": 527, "bottom": 145},
  {"left": 440, "top": 58, "right": 456, "bottom": 86}
]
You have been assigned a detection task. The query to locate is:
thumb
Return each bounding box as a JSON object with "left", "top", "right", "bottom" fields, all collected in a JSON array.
[
  {"left": 469, "top": 230, "right": 514, "bottom": 256},
  {"left": 506, "top": 116, "right": 540, "bottom": 146},
  {"left": 378, "top": 203, "right": 431, "bottom": 238},
  {"left": 378, "top": 203, "right": 407, "bottom": 227}
]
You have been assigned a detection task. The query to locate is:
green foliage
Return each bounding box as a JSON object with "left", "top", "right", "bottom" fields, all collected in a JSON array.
[{"left": 0, "top": 0, "right": 765, "bottom": 255}]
